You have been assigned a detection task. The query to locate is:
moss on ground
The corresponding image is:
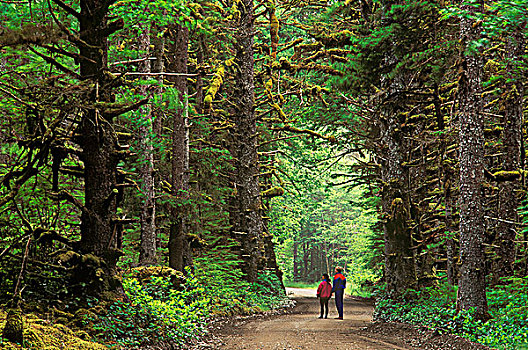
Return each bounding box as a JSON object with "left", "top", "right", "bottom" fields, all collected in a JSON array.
[{"left": 0, "top": 309, "right": 106, "bottom": 350}]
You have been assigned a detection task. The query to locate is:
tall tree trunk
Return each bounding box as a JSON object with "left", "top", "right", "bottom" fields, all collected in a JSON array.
[
  {"left": 138, "top": 25, "right": 157, "bottom": 266},
  {"left": 456, "top": 1, "right": 489, "bottom": 319},
  {"left": 379, "top": 108, "right": 417, "bottom": 297},
  {"left": 78, "top": 0, "right": 124, "bottom": 295},
  {"left": 492, "top": 33, "right": 524, "bottom": 283},
  {"left": 302, "top": 240, "right": 309, "bottom": 280},
  {"left": 152, "top": 25, "right": 165, "bottom": 137},
  {"left": 151, "top": 24, "right": 165, "bottom": 263},
  {"left": 167, "top": 23, "right": 192, "bottom": 272},
  {"left": 230, "top": 0, "right": 265, "bottom": 282},
  {"left": 376, "top": 0, "right": 417, "bottom": 299},
  {"left": 378, "top": 50, "right": 416, "bottom": 298},
  {"left": 445, "top": 190, "right": 457, "bottom": 285},
  {"left": 293, "top": 236, "right": 298, "bottom": 281}
]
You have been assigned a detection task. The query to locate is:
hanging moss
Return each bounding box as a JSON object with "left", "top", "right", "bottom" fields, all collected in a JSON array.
[
  {"left": 483, "top": 59, "right": 502, "bottom": 74},
  {"left": 278, "top": 57, "right": 298, "bottom": 72},
  {"left": 292, "top": 42, "right": 323, "bottom": 60},
  {"left": 262, "top": 186, "right": 284, "bottom": 197},
  {"left": 314, "top": 30, "right": 353, "bottom": 47},
  {"left": 265, "top": 78, "right": 273, "bottom": 94},
  {"left": 204, "top": 65, "right": 226, "bottom": 113}
]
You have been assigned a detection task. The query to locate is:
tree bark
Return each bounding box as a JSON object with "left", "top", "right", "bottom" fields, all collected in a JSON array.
[
  {"left": 137, "top": 24, "right": 157, "bottom": 266},
  {"left": 152, "top": 25, "right": 165, "bottom": 137},
  {"left": 167, "top": 23, "right": 192, "bottom": 272},
  {"left": 77, "top": 0, "right": 124, "bottom": 296},
  {"left": 230, "top": 0, "right": 265, "bottom": 282},
  {"left": 456, "top": 1, "right": 489, "bottom": 320},
  {"left": 378, "top": 46, "right": 417, "bottom": 299},
  {"left": 293, "top": 237, "right": 298, "bottom": 281}
]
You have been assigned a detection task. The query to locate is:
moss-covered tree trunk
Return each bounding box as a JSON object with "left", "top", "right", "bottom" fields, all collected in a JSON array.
[
  {"left": 77, "top": 0, "right": 124, "bottom": 296},
  {"left": 167, "top": 23, "right": 193, "bottom": 272},
  {"left": 378, "top": 11, "right": 417, "bottom": 297},
  {"left": 2, "top": 308, "right": 24, "bottom": 344},
  {"left": 229, "top": 0, "right": 265, "bottom": 283},
  {"left": 456, "top": 0, "right": 489, "bottom": 320}
]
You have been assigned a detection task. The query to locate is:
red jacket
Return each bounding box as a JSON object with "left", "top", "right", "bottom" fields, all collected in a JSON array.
[{"left": 317, "top": 280, "right": 332, "bottom": 298}]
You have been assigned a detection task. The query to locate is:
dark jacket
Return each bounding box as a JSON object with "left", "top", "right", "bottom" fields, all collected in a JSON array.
[{"left": 332, "top": 273, "right": 346, "bottom": 292}]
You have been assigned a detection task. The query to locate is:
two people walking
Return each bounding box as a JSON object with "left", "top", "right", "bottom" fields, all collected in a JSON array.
[{"left": 316, "top": 266, "right": 346, "bottom": 319}]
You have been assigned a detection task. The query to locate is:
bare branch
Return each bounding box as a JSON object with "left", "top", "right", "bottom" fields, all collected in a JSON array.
[
  {"left": 49, "top": 0, "right": 81, "bottom": 19},
  {"left": 28, "top": 46, "right": 81, "bottom": 79}
]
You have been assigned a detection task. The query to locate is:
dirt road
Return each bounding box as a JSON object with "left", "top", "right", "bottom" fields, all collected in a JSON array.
[
  {"left": 218, "top": 288, "right": 492, "bottom": 350},
  {"left": 219, "top": 288, "right": 407, "bottom": 350}
]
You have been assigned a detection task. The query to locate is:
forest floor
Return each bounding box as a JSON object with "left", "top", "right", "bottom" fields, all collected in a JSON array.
[{"left": 204, "top": 288, "right": 493, "bottom": 350}]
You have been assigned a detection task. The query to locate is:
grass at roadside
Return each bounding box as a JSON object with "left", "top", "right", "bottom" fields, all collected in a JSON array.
[{"left": 284, "top": 281, "right": 319, "bottom": 289}]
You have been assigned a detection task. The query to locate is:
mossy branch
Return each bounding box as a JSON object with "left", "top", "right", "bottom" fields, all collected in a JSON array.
[
  {"left": 261, "top": 186, "right": 284, "bottom": 198},
  {"left": 485, "top": 169, "right": 524, "bottom": 182},
  {"left": 272, "top": 124, "right": 337, "bottom": 143}
]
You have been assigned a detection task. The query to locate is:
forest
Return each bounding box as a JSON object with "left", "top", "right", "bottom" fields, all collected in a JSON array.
[{"left": 1, "top": 0, "right": 528, "bottom": 348}]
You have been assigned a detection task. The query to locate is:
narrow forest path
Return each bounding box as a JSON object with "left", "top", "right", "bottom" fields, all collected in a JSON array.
[{"left": 216, "top": 288, "right": 492, "bottom": 350}]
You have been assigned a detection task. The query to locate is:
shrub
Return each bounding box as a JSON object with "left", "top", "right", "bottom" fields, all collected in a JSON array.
[
  {"left": 89, "top": 251, "right": 288, "bottom": 348},
  {"left": 374, "top": 278, "right": 528, "bottom": 350},
  {"left": 90, "top": 273, "right": 207, "bottom": 348}
]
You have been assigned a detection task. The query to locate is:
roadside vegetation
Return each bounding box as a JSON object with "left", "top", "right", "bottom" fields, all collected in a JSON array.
[
  {"left": 1, "top": 251, "right": 287, "bottom": 349},
  {"left": 375, "top": 278, "right": 528, "bottom": 349}
]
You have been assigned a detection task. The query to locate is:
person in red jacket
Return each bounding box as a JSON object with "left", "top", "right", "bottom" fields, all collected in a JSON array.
[{"left": 316, "top": 273, "right": 332, "bottom": 319}]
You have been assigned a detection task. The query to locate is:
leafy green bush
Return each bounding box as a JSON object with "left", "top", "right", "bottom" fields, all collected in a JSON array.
[
  {"left": 90, "top": 273, "right": 207, "bottom": 348},
  {"left": 194, "top": 247, "right": 289, "bottom": 316},
  {"left": 374, "top": 278, "right": 528, "bottom": 350},
  {"left": 89, "top": 250, "right": 288, "bottom": 348}
]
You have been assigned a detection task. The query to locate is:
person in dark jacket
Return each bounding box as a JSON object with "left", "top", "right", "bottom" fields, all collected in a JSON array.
[
  {"left": 332, "top": 266, "right": 346, "bottom": 319},
  {"left": 316, "top": 273, "right": 332, "bottom": 319}
]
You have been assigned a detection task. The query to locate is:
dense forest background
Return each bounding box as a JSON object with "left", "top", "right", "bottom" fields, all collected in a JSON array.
[{"left": 1, "top": 0, "right": 528, "bottom": 348}]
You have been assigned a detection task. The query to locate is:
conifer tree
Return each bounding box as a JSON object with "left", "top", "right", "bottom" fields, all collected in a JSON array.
[
  {"left": 137, "top": 23, "right": 157, "bottom": 266},
  {"left": 230, "top": 0, "right": 266, "bottom": 281},
  {"left": 456, "top": 0, "right": 489, "bottom": 320},
  {"left": 167, "top": 23, "right": 193, "bottom": 272}
]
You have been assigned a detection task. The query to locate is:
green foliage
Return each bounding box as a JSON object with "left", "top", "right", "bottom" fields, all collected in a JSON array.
[
  {"left": 90, "top": 272, "right": 207, "bottom": 348},
  {"left": 284, "top": 281, "right": 319, "bottom": 289},
  {"left": 269, "top": 138, "right": 381, "bottom": 294},
  {"left": 194, "top": 245, "right": 288, "bottom": 316},
  {"left": 375, "top": 279, "right": 528, "bottom": 350},
  {"left": 91, "top": 252, "right": 287, "bottom": 348}
]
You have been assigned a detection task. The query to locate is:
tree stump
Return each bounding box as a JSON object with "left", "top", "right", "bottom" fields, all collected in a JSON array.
[{"left": 2, "top": 308, "right": 24, "bottom": 344}]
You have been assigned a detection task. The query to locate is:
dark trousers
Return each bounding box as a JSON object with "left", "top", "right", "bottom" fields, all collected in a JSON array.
[
  {"left": 319, "top": 297, "right": 330, "bottom": 317},
  {"left": 335, "top": 290, "right": 344, "bottom": 318}
]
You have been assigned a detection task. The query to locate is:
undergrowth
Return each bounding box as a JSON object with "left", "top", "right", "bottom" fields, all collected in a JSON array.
[
  {"left": 374, "top": 277, "right": 528, "bottom": 350},
  {"left": 89, "top": 250, "right": 288, "bottom": 349}
]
